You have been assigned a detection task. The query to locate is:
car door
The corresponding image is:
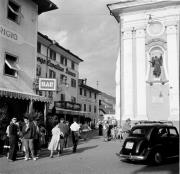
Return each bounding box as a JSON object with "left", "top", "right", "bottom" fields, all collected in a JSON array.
[
  {"left": 156, "top": 127, "right": 169, "bottom": 156},
  {"left": 167, "top": 127, "right": 179, "bottom": 157}
]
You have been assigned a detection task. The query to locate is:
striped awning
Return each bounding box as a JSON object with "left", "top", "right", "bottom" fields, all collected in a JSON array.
[{"left": 0, "top": 88, "right": 50, "bottom": 102}]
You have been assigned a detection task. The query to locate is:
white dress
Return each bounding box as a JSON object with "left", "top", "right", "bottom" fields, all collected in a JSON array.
[{"left": 48, "top": 127, "right": 61, "bottom": 151}]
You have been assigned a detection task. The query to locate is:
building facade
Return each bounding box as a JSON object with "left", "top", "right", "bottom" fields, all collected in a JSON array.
[
  {"left": 78, "top": 79, "right": 101, "bottom": 125},
  {"left": 36, "top": 32, "right": 83, "bottom": 122},
  {"left": 99, "top": 92, "right": 116, "bottom": 116},
  {"left": 0, "top": 0, "right": 57, "bottom": 151},
  {"left": 107, "top": 0, "right": 180, "bottom": 123}
]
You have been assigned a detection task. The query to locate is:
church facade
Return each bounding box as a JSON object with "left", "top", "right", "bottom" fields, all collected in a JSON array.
[{"left": 107, "top": 0, "right": 180, "bottom": 122}]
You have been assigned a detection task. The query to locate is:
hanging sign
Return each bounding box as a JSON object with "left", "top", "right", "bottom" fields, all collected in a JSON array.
[{"left": 39, "top": 78, "right": 56, "bottom": 91}]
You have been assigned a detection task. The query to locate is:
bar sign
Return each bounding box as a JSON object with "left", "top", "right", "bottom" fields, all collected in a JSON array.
[{"left": 39, "top": 78, "right": 56, "bottom": 91}]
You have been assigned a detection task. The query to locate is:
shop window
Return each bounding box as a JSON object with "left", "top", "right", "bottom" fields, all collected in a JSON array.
[
  {"left": 36, "top": 65, "right": 41, "bottom": 76},
  {"left": 7, "top": 0, "right": 22, "bottom": 24},
  {"left": 71, "top": 61, "right": 75, "bottom": 70},
  {"left": 37, "top": 42, "right": 41, "bottom": 53},
  {"left": 50, "top": 49, "right": 56, "bottom": 60},
  {"left": 71, "top": 78, "right": 76, "bottom": 88},
  {"left": 4, "top": 53, "right": 20, "bottom": 77}
]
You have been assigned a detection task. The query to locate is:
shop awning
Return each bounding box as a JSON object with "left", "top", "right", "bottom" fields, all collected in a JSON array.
[{"left": 0, "top": 88, "right": 50, "bottom": 102}]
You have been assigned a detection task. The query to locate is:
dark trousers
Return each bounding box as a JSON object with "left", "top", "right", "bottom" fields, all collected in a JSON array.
[
  {"left": 72, "top": 132, "right": 79, "bottom": 152},
  {"left": 34, "top": 139, "right": 39, "bottom": 156},
  {"left": 59, "top": 138, "right": 64, "bottom": 153},
  {"left": 64, "top": 135, "right": 69, "bottom": 148},
  {"left": 9, "top": 136, "right": 18, "bottom": 161}
]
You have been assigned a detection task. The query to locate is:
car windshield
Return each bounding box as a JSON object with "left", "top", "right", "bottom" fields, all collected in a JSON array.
[{"left": 129, "top": 127, "right": 150, "bottom": 137}]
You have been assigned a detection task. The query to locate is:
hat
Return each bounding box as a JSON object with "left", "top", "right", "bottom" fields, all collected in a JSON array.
[{"left": 126, "top": 118, "right": 131, "bottom": 122}]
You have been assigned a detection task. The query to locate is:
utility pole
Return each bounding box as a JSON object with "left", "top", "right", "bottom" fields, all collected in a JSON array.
[{"left": 96, "top": 80, "right": 99, "bottom": 89}]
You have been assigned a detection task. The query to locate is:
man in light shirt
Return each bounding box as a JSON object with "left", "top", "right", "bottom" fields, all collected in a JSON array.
[{"left": 70, "top": 118, "right": 80, "bottom": 153}]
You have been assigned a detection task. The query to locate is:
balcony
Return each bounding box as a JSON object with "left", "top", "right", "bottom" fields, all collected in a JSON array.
[{"left": 54, "top": 101, "right": 81, "bottom": 111}]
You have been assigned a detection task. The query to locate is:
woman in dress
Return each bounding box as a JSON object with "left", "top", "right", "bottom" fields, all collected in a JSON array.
[{"left": 48, "top": 123, "right": 63, "bottom": 158}]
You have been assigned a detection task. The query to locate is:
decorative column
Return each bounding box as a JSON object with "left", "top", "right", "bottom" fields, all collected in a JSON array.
[
  {"left": 135, "top": 29, "right": 147, "bottom": 120},
  {"left": 166, "top": 25, "right": 179, "bottom": 120},
  {"left": 115, "top": 16, "right": 121, "bottom": 122},
  {"left": 122, "top": 30, "right": 133, "bottom": 120}
]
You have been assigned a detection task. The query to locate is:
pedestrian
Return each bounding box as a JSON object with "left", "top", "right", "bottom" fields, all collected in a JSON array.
[
  {"left": 81, "top": 121, "right": 91, "bottom": 141},
  {"left": 3, "top": 121, "right": 11, "bottom": 159},
  {"left": 98, "top": 122, "right": 103, "bottom": 136},
  {"left": 32, "top": 119, "right": 40, "bottom": 158},
  {"left": 58, "top": 117, "right": 67, "bottom": 154},
  {"left": 22, "top": 116, "right": 37, "bottom": 161},
  {"left": 122, "top": 118, "right": 131, "bottom": 139},
  {"left": 39, "top": 125, "right": 46, "bottom": 148},
  {"left": 70, "top": 118, "right": 80, "bottom": 153},
  {"left": 64, "top": 121, "right": 70, "bottom": 148},
  {"left": 103, "top": 120, "right": 109, "bottom": 142},
  {"left": 8, "top": 117, "right": 18, "bottom": 162},
  {"left": 48, "top": 122, "right": 63, "bottom": 158}
]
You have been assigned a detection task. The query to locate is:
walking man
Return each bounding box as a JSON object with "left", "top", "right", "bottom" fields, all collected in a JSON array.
[{"left": 70, "top": 118, "right": 80, "bottom": 153}]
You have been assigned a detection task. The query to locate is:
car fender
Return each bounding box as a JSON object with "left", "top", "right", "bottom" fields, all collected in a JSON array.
[{"left": 135, "top": 140, "right": 148, "bottom": 154}]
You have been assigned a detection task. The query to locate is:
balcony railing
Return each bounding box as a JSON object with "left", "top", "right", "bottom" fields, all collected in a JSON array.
[{"left": 54, "top": 101, "right": 81, "bottom": 111}]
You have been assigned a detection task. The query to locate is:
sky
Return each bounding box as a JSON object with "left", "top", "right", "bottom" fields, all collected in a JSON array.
[{"left": 38, "top": 0, "right": 120, "bottom": 97}]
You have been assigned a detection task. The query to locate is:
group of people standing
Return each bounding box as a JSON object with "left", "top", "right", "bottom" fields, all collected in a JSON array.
[
  {"left": 6, "top": 115, "right": 44, "bottom": 162},
  {"left": 102, "top": 118, "right": 131, "bottom": 142},
  {"left": 48, "top": 117, "right": 81, "bottom": 158}
]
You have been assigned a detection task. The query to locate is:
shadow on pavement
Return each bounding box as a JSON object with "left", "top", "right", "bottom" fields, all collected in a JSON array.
[
  {"left": 75, "top": 145, "right": 98, "bottom": 153},
  {"left": 132, "top": 158, "right": 179, "bottom": 174},
  {"left": 39, "top": 145, "right": 99, "bottom": 158}
]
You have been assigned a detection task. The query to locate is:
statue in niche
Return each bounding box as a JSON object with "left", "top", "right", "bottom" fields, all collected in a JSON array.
[{"left": 149, "top": 54, "right": 163, "bottom": 78}]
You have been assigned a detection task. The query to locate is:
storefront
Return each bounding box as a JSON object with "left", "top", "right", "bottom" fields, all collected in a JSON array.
[{"left": 0, "top": 88, "right": 49, "bottom": 153}]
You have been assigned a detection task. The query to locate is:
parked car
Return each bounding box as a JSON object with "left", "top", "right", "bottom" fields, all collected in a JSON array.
[{"left": 118, "top": 121, "right": 179, "bottom": 165}]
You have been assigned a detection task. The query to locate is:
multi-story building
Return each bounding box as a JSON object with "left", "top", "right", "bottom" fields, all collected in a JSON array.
[
  {"left": 0, "top": 0, "right": 57, "bottom": 150},
  {"left": 99, "top": 92, "right": 116, "bottom": 116},
  {"left": 0, "top": 0, "right": 57, "bottom": 117},
  {"left": 36, "top": 32, "right": 83, "bottom": 122},
  {"left": 78, "top": 79, "right": 101, "bottom": 126}
]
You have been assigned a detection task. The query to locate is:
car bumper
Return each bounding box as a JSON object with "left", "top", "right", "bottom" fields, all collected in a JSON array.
[{"left": 119, "top": 154, "right": 147, "bottom": 161}]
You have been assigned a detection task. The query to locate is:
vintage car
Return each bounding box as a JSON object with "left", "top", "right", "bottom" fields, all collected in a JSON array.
[{"left": 118, "top": 121, "right": 179, "bottom": 165}]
